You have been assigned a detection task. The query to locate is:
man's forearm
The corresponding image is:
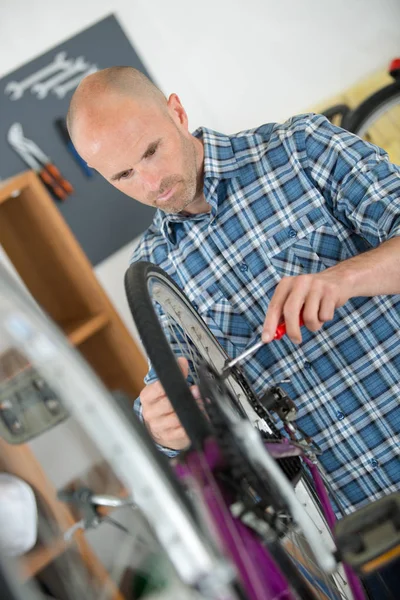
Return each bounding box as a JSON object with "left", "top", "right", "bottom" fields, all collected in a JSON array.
[{"left": 331, "top": 236, "right": 400, "bottom": 298}]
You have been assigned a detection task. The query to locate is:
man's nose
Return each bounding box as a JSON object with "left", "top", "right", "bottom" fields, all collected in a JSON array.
[{"left": 139, "top": 167, "right": 161, "bottom": 192}]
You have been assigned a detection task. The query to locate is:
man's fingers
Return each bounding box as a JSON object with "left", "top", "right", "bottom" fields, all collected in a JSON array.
[
  {"left": 283, "top": 301, "right": 306, "bottom": 344},
  {"left": 149, "top": 414, "right": 189, "bottom": 449},
  {"left": 140, "top": 380, "right": 166, "bottom": 405},
  {"left": 177, "top": 356, "right": 190, "bottom": 379},
  {"left": 140, "top": 357, "right": 193, "bottom": 451},
  {"left": 302, "top": 291, "right": 324, "bottom": 332},
  {"left": 281, "top": 278, "right": 310, "bottom": 343},
  {"left": 262, "top": 274, "right": 341, "bottom": 345},
  {"left": 150, "top": 411, "right": 183, "bottom": 432},
  {"left": 141, "top": 356, "right": 190, "bottom": 407},
  {"left": 262, "top": 280, "right": 292, "bottom": 342},
  {"left": 162, "top": 426, "right": 190, "bottom": 448},
  {"left": 142, "top": 395, "right": 175, "bottom": 421},
  {"left": 318, "top": 294, "right": 336, "bottom": 323}
]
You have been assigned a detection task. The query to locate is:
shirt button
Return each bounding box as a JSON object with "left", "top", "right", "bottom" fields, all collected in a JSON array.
[
  {"left": 192, "top": 302, "right": 198, "bottom": 311},
  {"left": 289, "top": 229, "right": 297, "bottom": 238},
  {"left": 239, "top": 263, "right": 248, "bottom": 273},
  {"left": 336, "top": 411, "right": 345, "bottom": 421},
  {"left": 304, "top": 361, "right": 312, "bottom": 370},
  {"left": 370, "top": 458, "right": 379, "bottom": 468}
]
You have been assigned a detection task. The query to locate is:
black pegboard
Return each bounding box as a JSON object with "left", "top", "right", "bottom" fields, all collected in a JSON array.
[{"left": 0, "top": 14, "right": 155, "bottom": 265}]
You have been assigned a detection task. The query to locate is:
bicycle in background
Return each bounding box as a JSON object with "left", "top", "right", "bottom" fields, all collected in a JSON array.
[{"left": 322, "top": 58, "right": 400, "bottom": 143}]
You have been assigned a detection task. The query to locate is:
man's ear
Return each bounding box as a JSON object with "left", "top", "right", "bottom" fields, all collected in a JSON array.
[{"left": 167, "top": 93, "right": 189, "bottom": 130}]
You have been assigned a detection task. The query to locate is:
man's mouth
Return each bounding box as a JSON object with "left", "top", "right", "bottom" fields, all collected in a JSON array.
[{"left": 157, "top": 184, "right": 176, "bottom": 203}]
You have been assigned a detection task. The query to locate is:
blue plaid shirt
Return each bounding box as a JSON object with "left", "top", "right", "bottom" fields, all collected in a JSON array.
[{"left": 131, "top": 113, "right": 400, "bottom": 512}]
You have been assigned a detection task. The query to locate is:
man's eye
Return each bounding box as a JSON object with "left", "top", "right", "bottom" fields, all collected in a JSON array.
[
  {"left": 118, "top": 169, "right": 133, "bottom": 181},
  {"left": 145, "top": 145, "right": 158, "bottom": 158}
]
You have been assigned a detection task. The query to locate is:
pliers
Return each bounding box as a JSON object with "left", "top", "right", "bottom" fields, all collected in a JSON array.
[{"left": 7, "top": 122, "right": 74, "bottom": 201}]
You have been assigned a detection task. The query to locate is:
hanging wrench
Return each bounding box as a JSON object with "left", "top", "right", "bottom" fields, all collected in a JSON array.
[
  {"left": 4, "top": 52, "right": 73, "bottom": 100},
  {"left": 53, "top": 64, "right": 98, "bottom": 99},
  {"left": 32, "top": 56, "right": 90, "bottom": 99}
]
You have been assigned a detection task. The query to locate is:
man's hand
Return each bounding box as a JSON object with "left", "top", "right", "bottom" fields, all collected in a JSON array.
[
  {"left": 262, "top": 268, "right": 353, "bottom": 344},
  {"left": 140, "top": 357, "right": 200, "bottom": 450}
]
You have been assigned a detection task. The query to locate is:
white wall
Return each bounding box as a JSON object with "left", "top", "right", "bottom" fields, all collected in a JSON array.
[
  {"left": 94, "top": 237, "right": 144, "bottom": 352},
  {"left": 1, "top": 0, "right": 400, "bottom": 131}
]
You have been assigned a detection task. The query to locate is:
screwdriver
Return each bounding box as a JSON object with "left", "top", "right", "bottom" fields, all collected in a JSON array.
[{"left": 222, "top": 314, "right": 305, "bottom": 373}]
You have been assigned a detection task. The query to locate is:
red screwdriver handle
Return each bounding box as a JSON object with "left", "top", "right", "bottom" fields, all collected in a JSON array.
[{"left": 274, "top": 314, "right": 305, "bottom": 340}]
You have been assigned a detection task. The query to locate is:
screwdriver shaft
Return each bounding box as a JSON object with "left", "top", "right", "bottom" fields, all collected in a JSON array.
[{"left": 224, "top": 340, "right": 265, "bottom": 370}]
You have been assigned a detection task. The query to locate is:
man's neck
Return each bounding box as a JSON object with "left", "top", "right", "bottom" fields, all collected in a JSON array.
[
  {"left": 181, "top": 194, "right": 210, "bottom": 215},
  {"left": 180, "top": 135, "right": 209, "bottom": 215}
]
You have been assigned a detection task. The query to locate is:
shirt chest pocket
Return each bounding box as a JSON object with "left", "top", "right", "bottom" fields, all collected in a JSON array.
[
  {"left": 261, "top": 206, "right": 351, "bottom": 282},
  {"left": 185, "top": 284, "right": 254, "bottom": 354}
]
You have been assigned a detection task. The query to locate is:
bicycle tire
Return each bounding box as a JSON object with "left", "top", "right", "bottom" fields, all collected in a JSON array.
[
  {"left": 321, "top": 104, "right": 351, "bottom": 127},
  {"left": 125, "top": 262, "right": 302, "bottom": 476},
  {"left": 125, "top": 262, "right": 210, "bottom": 448},
  {"left": 345, "top": 81, "right": 400, "bottom": 137}
]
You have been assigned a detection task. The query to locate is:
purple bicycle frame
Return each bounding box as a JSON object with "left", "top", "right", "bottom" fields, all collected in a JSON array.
[{"left": 175, "top": 437, "right": 366, "bottom": 600}]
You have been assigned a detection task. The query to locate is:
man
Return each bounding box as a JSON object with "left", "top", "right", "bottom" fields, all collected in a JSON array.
[{"left": 68, "top": 66, "right": 399, "bottom": 592}]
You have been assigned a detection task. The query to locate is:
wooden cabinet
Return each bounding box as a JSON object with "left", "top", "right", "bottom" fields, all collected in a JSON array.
[
  {"left": 0, "top": 170, "right": 147, "bottom": 397},
  {"left": 0, "top": 170, "right": 147, "bottom": 597}
]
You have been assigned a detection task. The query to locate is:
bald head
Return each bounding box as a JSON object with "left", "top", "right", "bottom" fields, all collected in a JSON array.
[
  {"left": 65, "top": 66, "right": 204, "bottom": 215},
  {"left": 67, "top": 66, "right": 166, "bottom": 141}
]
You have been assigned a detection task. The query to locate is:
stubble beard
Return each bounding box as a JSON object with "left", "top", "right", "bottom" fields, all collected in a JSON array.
[
  {"left": 155, "top": 178, "right": 197, "bottom": 214},
  {"left": 153, "top": 135, "right": 199, "bottom": 214}
]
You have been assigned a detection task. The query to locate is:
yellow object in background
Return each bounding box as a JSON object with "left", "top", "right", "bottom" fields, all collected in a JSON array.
[{"left": 312, "top": 68, "right": 400, "bottom": 165}]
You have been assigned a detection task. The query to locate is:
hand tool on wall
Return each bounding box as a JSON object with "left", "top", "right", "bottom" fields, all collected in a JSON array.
[
  {"left": 4, "top": 52, "right": 73, "bottom": 101},
  {"left": 7, "top": 123, "right": 74, "bottom": 201},
  {"left": 32, "top": 56, "right": 89, "bottom": 99},
  {"left": 55, "top": 118, "right": 93, "bottom": 177}
]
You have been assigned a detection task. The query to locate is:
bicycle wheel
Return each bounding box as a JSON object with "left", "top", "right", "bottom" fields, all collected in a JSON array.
[
  {"left": 0, "top": 263, "right": 241, "bottom": 600},
  {"left": 346, "top": 82, "right": 400, "bottom": 146},
  {"left": 321, "top": 104, "right": 351, "bottom": 128},
  {"left": 125, "top": 261, "right": 356, "bottom": 600},
  {"left": 125, "top": 261, "right": 301, "bottom": 478}
]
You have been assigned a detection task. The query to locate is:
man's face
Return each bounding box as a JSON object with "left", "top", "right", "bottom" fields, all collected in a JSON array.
[{"left": 74, "top": 94, "right": 200, "bottom": 214}]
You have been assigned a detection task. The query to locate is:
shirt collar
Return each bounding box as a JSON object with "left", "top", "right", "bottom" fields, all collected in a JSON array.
[
  {"left": 194, "top": 126, "right": 241, "bottom": 180},
  {"left": 157, "top": 127, "right": 241, "bottom": 238}
]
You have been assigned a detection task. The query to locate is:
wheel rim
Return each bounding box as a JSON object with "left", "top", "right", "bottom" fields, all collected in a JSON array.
[
  {"left": 354, "top": 92, "right": 400, "bottom": 152},
  {"left": 148, "top": 272, "right": 276, "bottom": 433}
]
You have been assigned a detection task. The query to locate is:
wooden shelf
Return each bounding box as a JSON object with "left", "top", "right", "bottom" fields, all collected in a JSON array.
[
  {"left": 0, "top": 172, "right": 31, "bottom": 206},
  {"left": 60, "top": 313, "right": 109, "bottom": 346},
  {"left": 0, "top": 169, "right": 147, "bottom": 396},
  {"left": 21, "top": 537, "right": 67, "bottom": 580}
]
